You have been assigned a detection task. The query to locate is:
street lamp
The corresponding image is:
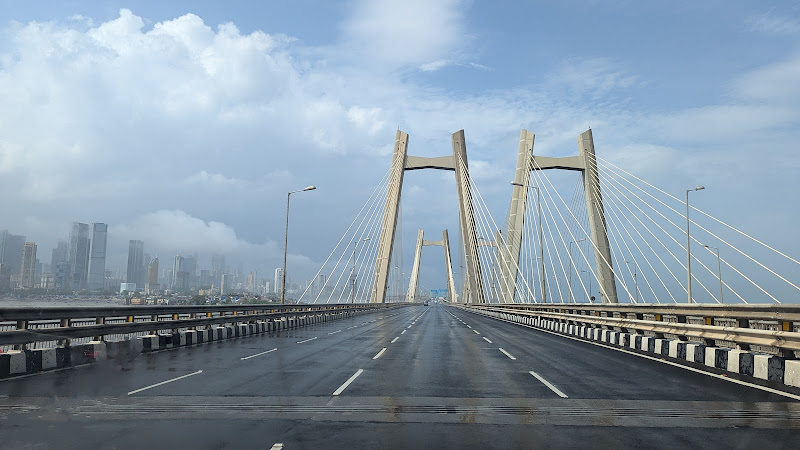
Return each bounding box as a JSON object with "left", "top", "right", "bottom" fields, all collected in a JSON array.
[
  {"left": 568, "top": 238, "right": 586, "bottom": 303},
  {"left": 511, "top": 181, "right": 545, "bottom": 303},
  {"left": 281, "top": 185, "right": 316, "bottom": 304},
  {"left": 685, "top": 186, "right": 704, "bottom": 303},
  {"left": 702, "top": 244, "right": 723, "bottom": 304},
  {"left": 625, "top": 260, "right": 639, "bottom": 303},
  {"left": 351, "top": 237, "right": 370, "bottom": 303},
  {"left": 581, "top": 269, "right": 593, "bottom": 303}
]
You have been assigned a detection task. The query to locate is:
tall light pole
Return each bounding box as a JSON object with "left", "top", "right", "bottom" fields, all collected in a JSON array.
[
  {"left": 625, "top": 260, "right": 639, "bottom": 303},
  {"left": 685, "top": 186, "right": 704, "bottom": 303},
  {"left": 568, "top": 238, "right": 585, "bottom": 303},
  {"left": 581, "top": 269, "right": 592, "bottom": 302},
  {"left": 281, "top": 185, "right": 316, "bottom": 304},
  {"left": 351, "top": 237, "right": 370, "bottom": 303},
  {"left": 702, "top": 244, "right": 723, "bottom": 304},
  {"left": 511, "top": 181, "right": 545, "bottom": 303}
]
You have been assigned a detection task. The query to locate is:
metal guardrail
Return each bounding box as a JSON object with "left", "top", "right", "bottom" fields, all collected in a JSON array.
[
  {"left": 461, "top": 303, "right": 800, "bottom": 356},
  {"left": 0, "top": 303, "right": 405, "bottom": 349}
]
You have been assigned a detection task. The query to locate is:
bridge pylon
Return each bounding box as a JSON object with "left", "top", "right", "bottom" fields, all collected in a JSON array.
[
  {"left": 500, "top": 129, "right": 619, "bottom": 303},
  {"left": 370, "top": 130, "right": 484, "bottom": 304},
  {"left": 406, "top": 229, "right": 457, "bottom": 303}
]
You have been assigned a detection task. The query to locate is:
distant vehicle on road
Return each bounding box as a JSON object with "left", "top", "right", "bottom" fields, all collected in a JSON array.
[{"left": 423, "top": 300, "right": 430, "bottom": 306}]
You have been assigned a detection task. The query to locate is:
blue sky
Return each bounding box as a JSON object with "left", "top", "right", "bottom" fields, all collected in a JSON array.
[{"left": 0, "top": 1, "right": 798, "bottom": 294}]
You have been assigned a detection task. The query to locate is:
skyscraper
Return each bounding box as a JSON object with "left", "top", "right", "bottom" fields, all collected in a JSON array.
[
  {"left": 0, "top": 229, "right": 27, "bottom": 277},
  {"left": 87, "top": 223, "right": 108, "bottom": 291},
  {"left": 126, "top": 240, "right": 145, "bottom": 289},
  {"left": 211, "top": 254, "right": 225, "bottom": 279},
  {"left": 274, "top": 268, "right": 282, "bottom": 294},
  {"left": 68, "top": 222, "right": 90, "bottom": 290},
  {"left": 50, "top": 240, "right": 67, "bottom": 269},
  {"left": 145, "top": 257, "right": 159, "bottom": 294},
  {"left": 20, "top": 242, "right": 37, "bottom": 288}
]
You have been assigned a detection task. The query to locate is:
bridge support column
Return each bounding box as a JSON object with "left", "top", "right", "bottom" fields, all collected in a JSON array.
[
  {"left": 452, "top": 130, "right": 485, "bottom": 304},
  {"left": 407, "top": 229, "right": 424, "bottom": 302}
]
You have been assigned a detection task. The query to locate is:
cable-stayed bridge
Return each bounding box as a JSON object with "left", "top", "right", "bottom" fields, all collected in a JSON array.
[{"left": 2, "top": 129, "right": 800, "bottom": 447}]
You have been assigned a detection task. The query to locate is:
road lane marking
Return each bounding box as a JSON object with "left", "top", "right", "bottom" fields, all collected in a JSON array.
[
  {"left": 296, "top": 337, "right": 318, "bottom": 344},
  {"left": 328, "top": 330, "right": 342, "bottom": 335},
  {"left": 333, "top": 369, "right": 364, "bottom": 396},
  {"left": 473, "top": 330, "right": 480, "bottom": 335},
  {"left": 483, "top": 337, "right": 493, "bottom": 344},
  {"left": 498, "top": 348, "right": 516, "bottom": 360},
  {"left": 347, "top": 326, "right": 358, "bottom": 329},
  {"left": 270, "top": 444, "right": 284, "bottom": 450},
  {"left": 241, "top": 348, "right": 278, "bottom": 360},
  {"left": 128, "top": 370, "right": 203, "bottom": 396},
  {"left": 373, "top": 348, "right": 387, "bottom": 359},
  {"left": 401, "top": 330, "right": 407, "bottom": 335},
  {"left": 529, "top": 371, "right": 568, "bottom": 398},
  {"left": 466, "top": 325, "right": 471, "bottom": 328},
  {"left": 407, "top": 325, "right": 412, "bottom": 329},
  {"left": 391, "top": 337, "right": 399, "bottom": 343}
]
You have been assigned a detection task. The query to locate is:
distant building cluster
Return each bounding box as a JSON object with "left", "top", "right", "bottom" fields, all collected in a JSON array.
[{"left": 1, "top": 222, "right": 313, "bottom": 301}]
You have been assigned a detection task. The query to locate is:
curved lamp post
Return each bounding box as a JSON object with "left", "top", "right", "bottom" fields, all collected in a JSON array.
[{"left": 281, "top": 185, "right": 316, "bottom": 304}]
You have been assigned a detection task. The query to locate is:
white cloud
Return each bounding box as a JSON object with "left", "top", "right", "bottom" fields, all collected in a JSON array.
[
  {"left": 748, "top": 11, "right": 800, "bottom": 34},
  {"left": 339, "top": 0, "right": 468, "bottom": 71}
]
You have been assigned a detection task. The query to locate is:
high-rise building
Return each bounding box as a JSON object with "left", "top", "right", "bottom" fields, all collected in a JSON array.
[
  {"left": 172, "top": 255, "right": 183, "bottom": 289},
  {"left": 20, "top": 242, "right": 37, "bottom": 288},
  {"left": 0, "top": 229, "right": 27, "bottom": 277},
  {"left": 247, "top": 270, "right": 257, "bottom": 293},
  {"left": 87, "top": 223, "right": 107, "bottom": 291},
  {"left": 50, "top": 241, "right": 68, "bottom": 271},
  {"left": 126, "top": 240, "right": 145, "bottom": 288},
  {"left": 145, "top": 257, "right": 159, "bottom": 294},
  {"left": 54, "top": 261, "right": 70, "bottom": 289},
  {"left": 273, "top": 268, "right": 283, "bottom": 294},
  {"left": 68, "top": 222, "right": 90, "bottom": 290},
  {"left": 211, "top": 254, "right": 225, "bottom": 279},
  {"left": 220, "top": 273, "right": 230, "bottom": 295}
]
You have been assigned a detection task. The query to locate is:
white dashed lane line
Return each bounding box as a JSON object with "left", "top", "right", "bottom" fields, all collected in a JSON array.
[
  {"left": 240, "top": 348, "right": 277, "bottom": 361},
  {"left": 498, "top": 348, "right": 516, "bottom": 360},
  {"left": 296, "top": 337, "right": 318, "bottom": 344},
  {"left": 391, "top": 337, "right": 399, "bottom": 343},
  {"left": 328, "top": 330, "right": 342, "bottom": 335},
  {"left": 473, "top": 330, "right": 480, "bottom": 335},
  {"left": 333, "top": 369, "right": 364, "bottom": 396},
  {"left": 373, "top": 348, "right": 387, "bottom": 359},
  {"left": 401, "top": 330, "right": 407, "bottom": 335},
  {"left": 529, "top": 371, "right": 569, "bottom": 398},
  {"left": 128, "top": 370, "right": 203, "bottom": 396},
  {"left": 483, "top": 337, "right": 493, "bottom": 344}
]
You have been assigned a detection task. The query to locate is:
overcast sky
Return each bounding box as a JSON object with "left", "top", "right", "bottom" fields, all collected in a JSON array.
[{"left": 0, "top": 1, "right": 798, "bottom": 289}]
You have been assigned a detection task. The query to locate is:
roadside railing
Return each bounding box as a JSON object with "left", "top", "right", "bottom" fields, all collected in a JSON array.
[
  {"left": 0, "top": 303, "right": 404, "bottom": 351},
  {"left": 459, "top": 303, "right": 800, "bottom": 357}
]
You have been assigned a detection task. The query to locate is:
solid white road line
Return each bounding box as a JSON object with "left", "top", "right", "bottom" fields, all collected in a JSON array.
[
  {"left": 328, "top": 330, "right": 342, "bottom": 335},
  {"left": 333, "top": 369, "right": 364, "bottom": 396},
  {"left": 373, "top": 348, "right": 387, "bottom": 359},
  {"left": 391, "top": 337, "right": 399, "bottom": 343},
  {"left": 473, "top": 330, "right": 480, "bottom": 335},
  {"left": 482, "top": 337, "right": 493, "bottom": 344},
  {"left": 241, "top": 348, "right": 278, "bottom": 360},
  {"left": 401, "top": 330, "right": 407, "bottom": 335},
  {"left": 529, "top": 371, "right": 568, "bottom": 398},
  {"left": 296, "top": 337, "right": 318, "bottom": 344},
  {"left": 128, "top": 370, "right": 203, "bottom": 396},
  {"left": 498, "top": 348, "right": 516, "bottom": 360}
]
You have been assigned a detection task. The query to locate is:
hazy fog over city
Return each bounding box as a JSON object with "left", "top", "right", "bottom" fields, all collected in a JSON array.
[{"left": 0, "top": 1, "right": 798, "bottom": 299}]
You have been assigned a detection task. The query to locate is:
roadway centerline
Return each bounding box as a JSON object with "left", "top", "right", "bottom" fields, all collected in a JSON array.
[
  {"left": 240, "top": 348, "right": 278, "bottom": 360},
  {"left": 332, "top": 369, "right": 364, "bottom": 396},
  {"left": 529, "top": 370, "right": 569, "bottom": 398},
  {"left": 498, "top": 348, "right": 516, "bottom": 360},
  {"left": 128, "top": 370, "right": 203, "bottom": 396},
  {"left": 391, "top": 337, "right": 399, "bottom": 343},
  {"left": 483, "top": 337, "right": 493, "bottom": 344},
  {"left": 373, "top": 348, "right": 387, "bottom": 359},
  {"left": 328, "top": 330, "right": 342, "bottom": 335},
  {"left": 296, "top": 337, "right": 318, "bottom": 344}
]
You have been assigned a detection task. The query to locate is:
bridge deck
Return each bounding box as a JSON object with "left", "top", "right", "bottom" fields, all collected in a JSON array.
[{"left": 2, "top": 304, "right": 799, "bottom": 448}]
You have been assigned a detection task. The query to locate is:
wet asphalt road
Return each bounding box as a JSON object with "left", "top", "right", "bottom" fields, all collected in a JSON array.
[{"left": 2, "top": 303, "right": 800, "bottom": 449}]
